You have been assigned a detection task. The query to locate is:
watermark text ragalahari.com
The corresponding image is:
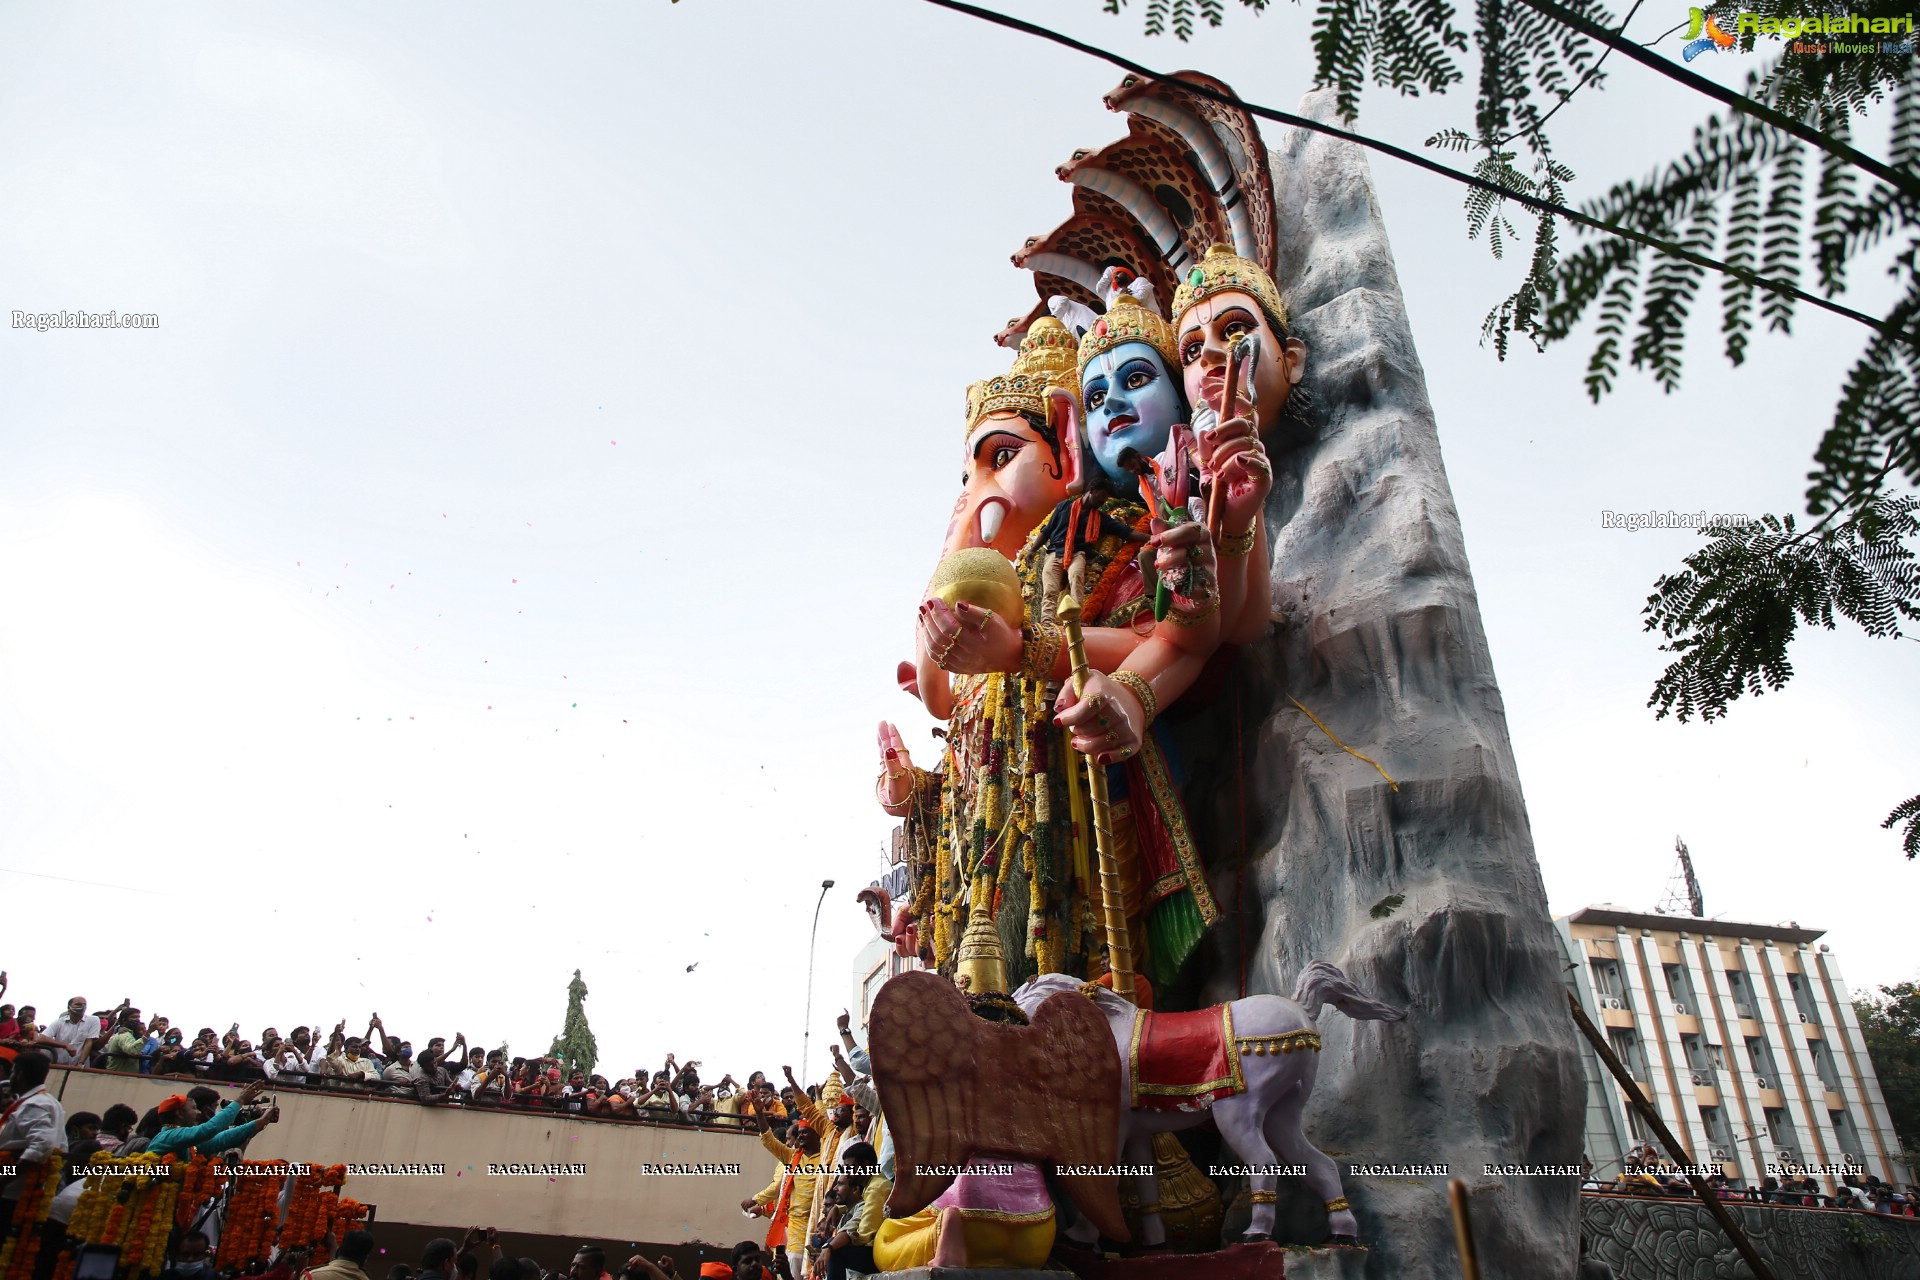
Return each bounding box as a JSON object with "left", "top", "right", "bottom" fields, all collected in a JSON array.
[
  {"left": 1601, "top": 509, "right": 1754, "bottom": 532},
  {"left": 13, "top": 309, "right": 159, "bottom": 331}
]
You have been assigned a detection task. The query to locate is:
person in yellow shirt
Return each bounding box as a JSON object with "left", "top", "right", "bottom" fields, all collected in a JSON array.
[{"left": 738, "top": 1094, "right": 821, "bottom": 1280}]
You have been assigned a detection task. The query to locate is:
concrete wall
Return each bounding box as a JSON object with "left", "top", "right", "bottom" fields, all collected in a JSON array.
[{"left": 51, "top": 1068, "right": 771, "bottom": 1248}]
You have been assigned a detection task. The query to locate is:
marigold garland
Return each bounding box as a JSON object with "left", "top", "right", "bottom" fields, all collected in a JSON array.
[
  {"left": 213, "top": 1161, "right": 293, "bottom": 1274},
  {"left": 0, "top": 1159, "right": 62, "bottom": 1280},
  {"left": 59, "top": 1153, "right": 181, "bottom": 1280}
]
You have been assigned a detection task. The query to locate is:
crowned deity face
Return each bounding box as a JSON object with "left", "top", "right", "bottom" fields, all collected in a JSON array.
[
  {"left": 941, "top": 409, "right": 1072, "bottom": 560},
  {"left": 1082, "top": 341, "right": 1185, "bottom": 490},
  {"left": 1176, "top": 290, "right": 1302, "bottom": 436}
]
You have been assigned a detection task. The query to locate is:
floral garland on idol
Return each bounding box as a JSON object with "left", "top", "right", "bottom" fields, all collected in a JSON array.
[{"left": 0, "top": 1159, "right": 63, "bottom": 1280}]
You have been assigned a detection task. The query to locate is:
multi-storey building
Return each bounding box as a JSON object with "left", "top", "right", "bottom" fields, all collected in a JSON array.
[{"left": 1556, "top": 905, "right": 1911, "bottom": 1190}]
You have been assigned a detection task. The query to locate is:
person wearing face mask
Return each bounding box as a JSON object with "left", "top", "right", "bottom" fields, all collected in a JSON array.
[{"left": 159, "top": 1231, "right": 214, "bottom": 1280}]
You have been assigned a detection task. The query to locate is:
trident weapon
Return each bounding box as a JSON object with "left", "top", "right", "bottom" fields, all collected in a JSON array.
[{"left": 1055, "top": 591, "right": 1135, "bottom": 1001}]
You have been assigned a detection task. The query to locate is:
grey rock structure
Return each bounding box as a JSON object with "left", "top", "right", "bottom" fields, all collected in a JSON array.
[
  {"left": 1582, "top": 1194, "right": 1920, "bottom": 1279},
  {"left": 998, "top": 77, "right": 1585, "bottom": 1280},
  {"left": 1167, "top": 89, "right": 1586, "bottom": 1279}
]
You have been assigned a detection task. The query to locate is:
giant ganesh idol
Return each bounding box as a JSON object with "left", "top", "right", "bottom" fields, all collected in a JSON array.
[{"left": 876, "top": 279, "right": 1278, "bottom": 1001}]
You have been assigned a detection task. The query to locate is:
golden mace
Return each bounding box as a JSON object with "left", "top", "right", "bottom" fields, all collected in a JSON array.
[{"left": 1056, "top": 591, "right": 1136, "bottom": 1001}]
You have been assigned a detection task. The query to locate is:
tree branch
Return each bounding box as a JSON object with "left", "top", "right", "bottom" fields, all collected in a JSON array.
[
  {"left": 919, "top": 0, "right": 1915, "bottom": 347},
  {"left": 1512, "top": 0, "right": 1920, "bottom": 202}
]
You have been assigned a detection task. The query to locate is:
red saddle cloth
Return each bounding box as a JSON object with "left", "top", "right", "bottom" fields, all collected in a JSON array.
[{"left": 1128, "top": 1005, "right": 1246, "bottom": 1112}]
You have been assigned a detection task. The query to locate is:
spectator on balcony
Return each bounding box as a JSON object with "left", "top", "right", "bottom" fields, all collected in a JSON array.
[
  {"left": 149, "top": 1080, "right": 278, "bottom": 1157},
  {"left": 43, "top": 998, "right": 101, "bottom": 1066},
  {"left": 266, "top": 1039, "right": 311, "bottom": 1082},
  {"left": 382, "top": 1045, "right": 417, "bottom": 1091},
  {"left": 151, "top": 1028, "right": 194, "bottom": 1082},
  {"left": 220, "top": 1039, "right": 268, "bottom": 1083},
  {"left": 325, "top": 1037, "right": 381, "bottom": 1083},
  {"left": 308, "top": 1229, "right": 379, "bottom": 1280},
  {"left": 104, "top": 1014, "right": 147, "bottom": 1074},
  {"left": 412, "top": 1048, "right": 456, "bottom": 1105},
  {"left": 0, "top": 1002, "right": 15, "bottom": 1042}
]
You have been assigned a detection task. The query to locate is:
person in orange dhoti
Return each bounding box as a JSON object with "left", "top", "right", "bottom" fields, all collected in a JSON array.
[{"left": 740, "top": 1097, "right": 821, "bottom": 1280}]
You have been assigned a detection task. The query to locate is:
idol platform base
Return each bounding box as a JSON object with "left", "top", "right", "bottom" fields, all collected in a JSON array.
[{"left": 871, "top": 1242, "right": 1367, "bottom": 1280}]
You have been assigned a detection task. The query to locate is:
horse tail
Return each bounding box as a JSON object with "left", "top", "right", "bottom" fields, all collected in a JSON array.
[{"left": 1291, "top": 961, "right": 1406, "bottom": 1023}]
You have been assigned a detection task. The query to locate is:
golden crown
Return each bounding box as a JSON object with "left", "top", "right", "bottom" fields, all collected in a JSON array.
[
  {"left": 1171, "top": 243, "right": 1288, "bottom": 332},
  {"left": 964, "top": 316, "right": 1081, "bottom": 437},
  {"left": 1077, "top": 288, "right": 1178, "bottom": 374}
]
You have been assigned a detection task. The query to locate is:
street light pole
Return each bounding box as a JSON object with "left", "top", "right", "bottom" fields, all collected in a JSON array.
[{"left": 801, "top": 877, "right": 835, "bottom": 1084}]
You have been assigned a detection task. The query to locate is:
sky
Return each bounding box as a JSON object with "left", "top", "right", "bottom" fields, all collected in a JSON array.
[{"left": 1, "top": 0, "right": 1914, "bottom": 1082}]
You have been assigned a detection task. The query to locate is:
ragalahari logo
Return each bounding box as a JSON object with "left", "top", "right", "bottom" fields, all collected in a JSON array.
[
  {"left": 1683, "top": 7, "right": 1737, "bottom": 60},
  {"left": 1683, "top": 8, "right": 1919, "bottom": 60}
]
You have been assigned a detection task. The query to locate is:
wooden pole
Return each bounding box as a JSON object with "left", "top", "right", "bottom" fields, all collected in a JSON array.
[
  {"left": 1567, "top": 991, "right": 1779, "bottom": 1280},
  {"left": 1056, "top": 592, "right": 1135, "bottom": 1001},
  {"left": 1447, "top": 1178, "right": 1481, "bottom": 1280}
]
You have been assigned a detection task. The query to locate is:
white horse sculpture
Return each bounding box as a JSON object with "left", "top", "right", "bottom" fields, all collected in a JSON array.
[{"left": 1013, "top": 963, "right": 1404, "bottom": 1246}]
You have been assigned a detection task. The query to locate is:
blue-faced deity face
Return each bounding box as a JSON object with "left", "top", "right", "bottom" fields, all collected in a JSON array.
[{"left": 1081, "top": 342, "right": 1186, "bottom": 490}]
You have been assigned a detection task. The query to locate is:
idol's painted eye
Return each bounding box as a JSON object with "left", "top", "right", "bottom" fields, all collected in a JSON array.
[
  {"left": 992, "top": 444, "right": 1021, "bottom": 470},
  {"left": 1086, "top": 387, "right": 1107, "bottom": 410},
  {"left": 1124, "top": 368, "right": 1154, "bottom": 391},
  {"left": 1180, "top": 338, "right": 1203, "bottom": 366},
  {"left": 1224, "top": 318, "right": 1253, "bottom": 341}
]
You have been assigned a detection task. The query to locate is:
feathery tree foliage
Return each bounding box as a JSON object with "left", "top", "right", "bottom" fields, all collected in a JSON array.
[
  {"left": 1103, "top": 0, "right": 1919, "bottom": 854},
  {"left": 548, "top": 968, "right": 598, "bottom": 1075},
  {"left": 1856, "top": 983, "right": 1920, "bottom": 1160}
]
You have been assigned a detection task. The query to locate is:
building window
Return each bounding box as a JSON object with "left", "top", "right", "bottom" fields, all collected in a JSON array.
[
  {"left": 860, "top": 962, "right": 887, "bottom": 1021},
  {"left": 1808, "top": 1039, "right": 1841, "bottom": 1091},
  {"left": 1831, "top": 1109, "right": 1863, "bottom": 1161},
  {"left": 1699, "top": 1105, "right": 1730, "bottom": 1145},
  {"left": 1746, "top": 1037, "right": 1777, "bottom": 1082},
  {"left": 1664, "top": 963, "right": 1699, "bottom": 1011},
  {"left": 1787, "top": 972, "right": 1821, "bottom": 1025},
  {"left": 1609, "top": 1029, "right": 1647, "bottom": 1080},
  {"left": 1625, "top": 1104, "right": 1648, "bottom": 1143},
  {"left": 1727, "top": 970, "right": 1757, "bottom": 1019},
  {"left": 1707, "top": 1042, "right": 1726, "bottom": 1069},
  {"left": 1591, "top": 959, "right": 1628, "bottom": 1008}
]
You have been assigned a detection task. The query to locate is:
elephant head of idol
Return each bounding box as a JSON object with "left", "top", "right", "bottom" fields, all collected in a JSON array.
[{"left": 941, "top": 316, "right": 1083, "bottom": 561}]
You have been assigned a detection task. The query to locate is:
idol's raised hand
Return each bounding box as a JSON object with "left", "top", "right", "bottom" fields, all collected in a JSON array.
[
  {"left": 1193, "top": 408, "right": 1271, "bottom": 534},
  {"left": 875, "top": 722, "right": 916, "bottom": 816}
]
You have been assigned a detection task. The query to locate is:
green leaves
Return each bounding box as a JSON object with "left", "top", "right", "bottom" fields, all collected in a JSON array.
[
  {"left": 1642, "top": 495, "right": 1919, "bottom": 724},
  {"left": 1105, "top": 0, "right": 1266, "bottom": 43}
]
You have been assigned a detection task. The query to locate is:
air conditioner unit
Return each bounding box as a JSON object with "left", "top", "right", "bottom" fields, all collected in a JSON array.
[
  {"left": 1604, "top": 997, "right": 1624, "bottom": 1010},
  {"left": 1675, "top": 1002, "right": 1689, "bottom": 1015},
  {"left": 1756, "top": 1077, "right": 1772, "bottom": 1089},
  {"left": 1736, "top": 1005, "right": 1755, "bottom": 1018},
  {"left": 1690, "top": 1072, "right": 1709, "bottom": 1085},
  {"left": 1798, "top": 1013, "right": 1810, "bottom": 1023},
  {"left": 1711, "top": 1148, "right": 1730, "bottom": 1160}
]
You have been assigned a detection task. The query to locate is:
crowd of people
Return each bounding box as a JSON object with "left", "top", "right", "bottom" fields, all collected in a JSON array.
[
  {"left": 1583, "top": 1143, "right": 1920, "bottom": 1215},
  {"left": 6, "top": 973, "right": 1915, "bottom": 1280},
  {"left": 0, "top": 983, "right": 765, "bottom": 1127}
]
